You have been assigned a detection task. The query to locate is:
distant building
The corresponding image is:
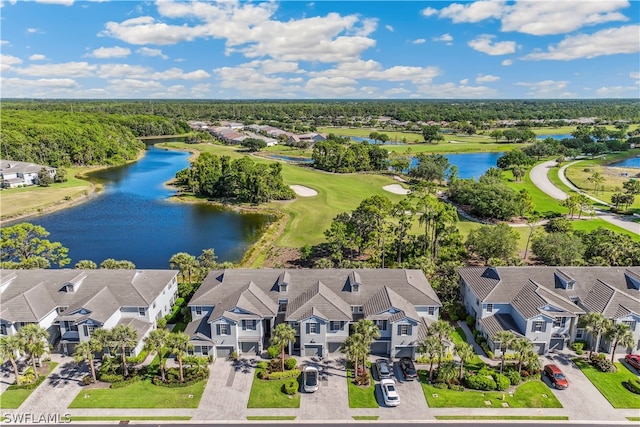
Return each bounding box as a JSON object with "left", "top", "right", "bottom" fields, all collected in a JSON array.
[{"left": 0, "top": 159, "right": 56, "bottom": 188}]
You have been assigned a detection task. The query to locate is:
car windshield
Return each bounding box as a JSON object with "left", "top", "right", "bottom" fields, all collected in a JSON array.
[
  {"left": 306, "top": 372, "right": 317, "bottom": 386},
  {"left": 386, "top": 384, "right": 396, "bottom": 393},
  {"left": 554, "top": 373, "right": 566, "bottom": 380},
  {"left": 379, "top": 364, "right": 389, "bottom": 374}
]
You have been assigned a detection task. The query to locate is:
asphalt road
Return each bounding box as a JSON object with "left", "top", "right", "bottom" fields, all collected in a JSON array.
[{"left": 9, "top": 423, "right": 635, "bottom": 427}]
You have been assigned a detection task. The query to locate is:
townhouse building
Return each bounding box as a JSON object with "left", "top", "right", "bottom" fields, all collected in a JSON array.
[
  {"left": 185, "top": 269, "right": 441, "bottom": 360},
  {"left": 0, "top": 269, "right": 178, "bottom": 356},
  {"left": 459, "top": 266, "right": 640, "bottom": 355},
  {"left": 0, "top": 159, "right": 56, "bottom": 188}
]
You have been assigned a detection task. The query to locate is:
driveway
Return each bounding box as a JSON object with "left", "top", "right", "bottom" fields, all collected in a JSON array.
[
  {"left": 539, "top": 353, "right": 627, "bottom": 421},
  {"left": 530, "top": 161, "right": 568, "bottom": 201},
  {"left": 300, "top": 359, "right": 350, "bottom": 420}
]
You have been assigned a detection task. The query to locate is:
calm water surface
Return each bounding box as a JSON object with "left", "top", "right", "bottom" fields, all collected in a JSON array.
[
  {"left": 408, "top": 152, "right": 503, "bottom": 179},
  {"left": 611, "top": 156, "right": 640, "bottom": 168},
  {"left": 23, "top": 145, "right": 271, "bottom": 269}
]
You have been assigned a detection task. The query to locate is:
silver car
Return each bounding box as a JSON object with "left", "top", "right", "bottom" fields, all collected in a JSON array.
[{"left": 303, "top": 365, "right": 319, "bottom": 393}]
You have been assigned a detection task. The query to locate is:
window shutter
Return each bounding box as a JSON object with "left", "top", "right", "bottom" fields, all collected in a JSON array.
[
  {"left": 216, "top": 324, "right": 220, "bottom": 335},
  {"left": 542, "top": 322, "right": 547, "bottom": 332},
  {"left": 397, "top": 324, "right": 402, "bottom": 335},
  {"left": 306, "top": 323, "right": 310, "bottom": 334},
  {"left": 408, "top": 325, "right": 412, "bottom": 335},
  {"left": 383, "top": 320, "right": 388, "bottom": 331},
  {"left": 340, "top": 321, "right": 345, "bottom": 330},
  {"left": 242, "top": 321, "right": 246, "bottom": 331}
]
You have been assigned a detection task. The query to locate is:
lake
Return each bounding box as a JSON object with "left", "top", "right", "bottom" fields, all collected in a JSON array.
[
  {"left": 611, "top": 156, "right": 640, "bottom": 169},
  {"left": 536, "top": 134, "right": 573, "bottom": 140},
  {"left": 408, "top": 152, "right": 503, "bottom": 179},
  {"left": 21, "top": 145, "right": 272, "bottom": 269}
]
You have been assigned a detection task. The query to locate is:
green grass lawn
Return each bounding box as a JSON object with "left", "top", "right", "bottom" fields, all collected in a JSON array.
[
  {"left": 421, "top": 381, "right": 562, "bottom": 408},
  {"left": 0, "top": 362, "right": 59, "bottom": 410},
  {"left": 352, "top": 415, "right": 380, "bottom": 420},
  {"left": 573, "top": 359, "right": 640, "bottom": 409},
  {"left": 247, "top": 416, "right": 297, "bottom": 420},
  {"left": 68, "top": 379, "right": 206, "bottom": 408},
  {"left": 347, "top": 369, "right": 378, "bottom": 408},
  {"left": 247, "top": 371, "right": 300, "bottom": 409}
]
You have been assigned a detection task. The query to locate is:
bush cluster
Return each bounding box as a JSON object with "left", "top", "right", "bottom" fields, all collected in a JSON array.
[
  {"left": 126, "top": 350, "right": 149, "bottom": 365},
  {"left": 282, "top": 380, "right": 298, "bottom": 395},
  {"left": 493, "top": 373, "right": 510, "bottom": 391},
  {"left": 571, "top": 341, "right": 586, "bottom": 355},
  {"left": 99, "top": 373, "right": 124, "bottom": 383},
  {"left": 267, "top": 369, "right": 301, "bottom": 381},
  {"left": 505, "top": 370, "right": 521, "bottom": 385},
  {"left": 152, "top": 367, "right": 209, "bottom": 387},
  {"left": 267, "top": 345, "right": 280, "bottom": 359},
  {"left": 464, "top": 373, "right": 497, "bottom": 391},
  {"left": 623, "top": 378, "right": 640, "bottom": 394},
  {"left": 110, "top": 375, "right": 142, "bottom": 389},
  {"left": 589, "top": 354, "right": 616, "bottom": 372},
  {"left": 284, "top": 357, "right": 298, "bottom": 370}
]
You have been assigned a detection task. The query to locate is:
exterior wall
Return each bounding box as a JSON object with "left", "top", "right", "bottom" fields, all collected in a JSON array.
[
  {"left": 375, "top": 320, "right": 392, "bottom": 340},
  {"left": 211, "top": 318, "right": 238, "bottom": 349},
  {"left": 298, "top": 317, "right": 327, "bottom": 353},
  {"left": 326, "top": 320, "right": 349, "bottom": 343},
  {"left": 120, "top": 306, "right": 147, "bottom": 322},
  {"left": 509, "top": 310, "right": 529, "bottom": 336},
  {"left": 460, "top": 279, "right": 481, "bottom": 325},
  {"left": 190, "top": 305, "right": 214, "bottom": 320},
  {"left": 389, "top": 319, "right": 418, "bottom": 352},
  {"left": 238, "top": 319, "right": 263, "bottom": 340},
  {"left": 415, "top": 306, "right": 439, "bottom": 322},
  {"left": 102, "top": 310, "right": 122, "bottom": 329},
  {"left": 524, "top": 315, "right": 554, "bottom": 352},
  {"left": 0, "top": 320, "right": 17, "bottom": 336},
  {"left": 480, "top": 303, "right": 512, "bottom": 319},
  {"left": 149, "top": 277, "right": 178, "bottom": 323}
]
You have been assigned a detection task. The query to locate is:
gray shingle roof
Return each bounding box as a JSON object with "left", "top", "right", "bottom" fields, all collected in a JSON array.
[
  {"left": 286, "top": 281, "right": 352, "bottom": 321},
  {"left": 480, "top": 313, "right": 526, "bottom": 338},
  {"left": 0, "top": 269, "right": 177, "bottom": 324},
  {"left": 457, "top": 266, "right": 501, "bottom": 300},
  {"left": 192, "top": 269, "right": 440, "bottom": 323},
  {"left": 582, "top": 280, "right": 615, "bottom": 314},
  {"left": 184, "top": 316, "right": 214, "bottom": 343},
  {"left": 363, "top": 286, "right": 419, "bottom": 321},
  {"left": 210, "top": 281, "right": 279, "bottom": 320}
]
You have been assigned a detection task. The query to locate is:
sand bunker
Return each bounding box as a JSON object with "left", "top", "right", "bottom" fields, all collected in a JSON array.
[
  {"left": 290, "top": 185, "right": 318, "bottom": 197},
  {"left": 383, "top": 184, "right": 410, "bottom": 195}
]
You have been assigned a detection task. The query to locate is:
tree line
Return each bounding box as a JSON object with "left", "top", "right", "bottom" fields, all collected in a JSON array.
[
  {"left": 311, "top": 140, "right": 389, "bottom": 173},
  {"left": 174, "top": 152, "right": 295, "bottom": 204},
  {"left": 0, "top": 109, "right": 188, "bottom": 167}
]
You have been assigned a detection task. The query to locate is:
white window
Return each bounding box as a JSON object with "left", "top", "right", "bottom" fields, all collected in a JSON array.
[
  {"left": 1, "top": 324, "right": 6, "bottom": 335},
  {"left": 83, "top": 325, "right": 96, "bottom": 336},
  {"left": 194, "top": 306, "right": 202, "bottom": 316},
  {"left": 329, "top": 321, "right": 341, "bottom": 331},
  {"left": 553, "top": 317, "right": 567, "bottom": 328},
  {"left": 486, "top": 304, "right": 493, "bottom": 313},
  {"left": 576, "top": 328, "right": 584, "bottom": 339},
  {"left": 533, "top": 321, "right": 544, "bottom": 332},
  {"left": 428, "top": 307, "right": 435, "bottom": 316},
  {"left": 309, "top": 323, "right": 318, "bottom": 334},
  {"left": 399, "top": 325, "right": 409, "bottom": 336},
  {"left": 153, "top": 302, "right": 156, "bottom": 309},
  {"left": 138, "top": 307, "right": 146, "bottom": 316},
  {"left": 351, "top": 305, "right": 363, "bottom": 314},
  {"left": 622, "top": 320, "right": 635, "bottom": 330},
  {"left": 278, "top": 299, "right": 288, "bottom": 313},
  {"left": 219, "top": 324, "right": 230, "bottom": 335},
  {"left": 243, "top": 320, "right": 256, "bottom": 331},
  {"left": 375, "top": 320, "right": 388, "bottom": 331}
]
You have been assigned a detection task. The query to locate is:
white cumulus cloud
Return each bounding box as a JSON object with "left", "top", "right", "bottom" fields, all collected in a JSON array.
[
  {"left": 385, "top": 25, "right": 394, "bottom": 32},
  {"left": 502, "top": 59, "right": 513, "bottom": 66},
  {"left": 468, "top": 34, "right": 516, "bottom": 55},
  {"left": 476, "top": 74, "right": 500, "bottom": 83},
  {"left": 433, "top": 33, "right": 453, "bottom": 43},
  {"left": 137, "top": 47, "right": 169, "bottom": 59},
  {"left": 412, "top": 38, "right": 426, "bottom": 44},
  {"left": 523, "top": 25, "right": 640, "bottom": 60},
  {"left": 515, "top": 80, "right": 576, "bottom": 98},
  {"left": 86, "top": 46, "right": 132, "bottom": 58},
  {"left": 29, "top": 54, "right": 47, "bottom": 61}
]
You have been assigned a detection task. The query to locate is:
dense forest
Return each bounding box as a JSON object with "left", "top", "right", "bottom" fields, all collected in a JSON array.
[
  {"left": 2, "top": 99, "right": 639, "bottom": 123},
  {"left": 0, "top": 110, "right": 189, "bottom": 167}
]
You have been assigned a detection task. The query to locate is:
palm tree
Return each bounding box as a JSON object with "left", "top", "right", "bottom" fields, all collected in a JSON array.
[
  {"left": 418, "top": 335, "right": 443, "bottom": 382},
  {"left": 606, "top": 323, "right": 634, "bottom": 363},
  {"left": 429, "top": 320, "right": 455, "bottom": 362},
  {"left": 169, "top": 252, "right": 199, "bottom": 283},
  {"left": 74, "top": 339, "right": 101, "bottom": 383},
  {"left": 17, "top": 324, "right": 49, "bottom": 381},
  {"left": 90, "top": 328, "right": 113, "bottom": 357},
  {"left": 270, "top": 323, "right": 296, "bottom": 372},
  {"left": 342, "top": 333, "right": 366, "bottom": 380},
  {"left": 110, "top": 325, "right": 138, "bottom": 378},
  {"left": 0, "top": 336, "right": 22, "bottom": 383},
  {"left": 493, "top": 331, "right": 516, "bottom": 375},
  {"left": 511, "top": 338, "right": 533, "bottom": 374},
  {"left": 144, "top": 328, "right": 170, "bottom": 382},
  {"left": 353, "top": 319, "right": 380, "bottom": 371},
  {"left": 583, "top": 312, "right": 609, "bottom": 358},
  {"left": 166, "top": 332, "right": 193, "bottom": 382},
  {"left": 454, "top": 341, "right": 474, "bottom": 381}
]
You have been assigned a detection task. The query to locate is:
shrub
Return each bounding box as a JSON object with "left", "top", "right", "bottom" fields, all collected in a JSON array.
[
  {"left": 268, "top": 369, "right": 301, "bottom": 381},
  {"left": 466, "top": 315, "right": 475, "bottom": 327},
  {"left": 433, "top": 382, "right": 448, "bottom": 389},
  {"left": 110, "top": 375, "right": 142, "bottom": 389},
  {"left": 448, "top": 384, "right": 465, "bottom": 391},
  {"left": 165, "top": 298, "right": 185, "bottom": 323},
  {"left": 506, "top": 370, "right": 521, "bottom": 385},
  {"left": 493, "top": 373, "right": 511, "bottom": 391},
  {"left": 480, "top": 342, "right": 494, "bottom": 359},
  {"left": 17, "top": 371, "right": 36, "bottom": 385},
  {"left": 257, "top": 370, "right": 269, "bottom": 380},
  {"left": 256, "top": 361, "right": 269, "bottom": 370},
  {"left": 464, "top": 373, "right": 496, "bottom": 391},
  {"left": 99, "top": 373, "right": 124, "bottom": 383},
  {"left": 126, "top": 350, "right": 149, "bottom": 365},
  {"left": 590, "top": 357, "right": 616, "bottom": 372},
  {"left": 267, "top": 345, "right": 280, "bottom": 359},
  {"left": 81, "top": 375, "right": 94, "bottom": 386},
  {"left": 282, "top": 380, "right": 298, "bottom": 395},
  {"left": 228, "top": 351, "right": 238, "bottom": 361},
  {"left": 571, "top": 341, "right": 585, "bottom": 355},
  {"left": 354, "top": 370, "right": 370, "bottom": 386},
  {"left": 284, "top": 357, "right": 297, "bottom": 370},
  {"left": 623, "top": 378, "right": 640, "bottom": 394}
]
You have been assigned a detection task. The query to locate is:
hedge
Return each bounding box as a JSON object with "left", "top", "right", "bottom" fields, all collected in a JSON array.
[
  {"left": 464, "top": 374, "right": 497, "bottom": 391},
  {"left": 165, "top": 297, "right": 185, "bottom": 323},
  {"left": 7, "top": 363, "right": 59, "bottom": 390},
  {"left": 110, "top": 375, "right": 142, "bottom": 389},
  {"left": 284, "top": 357, "right": 297, "bottom": 370},
  {"left": 624, "top": 378, "right": 640, "bottom": 394},
  {"left": 282, "top": 380, "right": 298, "bottom": 395},
  {"left": 493, "top": 373, "right": 510, "bottom": 391},
  {"left": 267, "top": 369, "right": 301, "bottom": 381}
]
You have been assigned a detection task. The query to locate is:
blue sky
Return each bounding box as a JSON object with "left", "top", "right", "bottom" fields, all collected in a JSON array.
[{"left": 1, "top": 0, "right": 639, "bottom": 99}]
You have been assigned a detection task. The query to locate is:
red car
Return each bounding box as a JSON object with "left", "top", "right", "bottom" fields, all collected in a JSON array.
[
  {"left": 543, "top": 364, "right": 569, "bottom": 389},
  {"left": 625, "top": 354, "right": 640, "bottom": 370}
]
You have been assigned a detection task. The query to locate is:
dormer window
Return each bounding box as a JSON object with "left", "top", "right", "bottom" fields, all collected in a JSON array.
[
  {"left": 348, "top": 270, "right": 362, "bottom": 292},
  {"left": 279, "top": 283, "right": 288, "bottom": 293},
  {"left": 352, "top": 283, "right": 359, "bottom": 292},
  {"left": 277, "top": 271, "right": 290, "bottom": 292}
]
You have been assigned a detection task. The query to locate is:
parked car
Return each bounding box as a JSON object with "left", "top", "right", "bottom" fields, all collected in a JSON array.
[
  {"left": 398, "top": 357, "right": 418, "bottom": 381},
  {"left": 303, "top": 366, "right": 319, "bottom": 393},
  {"left": 380, "top": 378, "right": 400, "bottom": 406},
  {"left": 543, "top": 364, "right": 569, "bottom": 389},
  {"left": 625, "top": 354, "right": 640, "bottom": 370},
  {"left": 376, "top": 359, "right": 392, "bottom": 380}
]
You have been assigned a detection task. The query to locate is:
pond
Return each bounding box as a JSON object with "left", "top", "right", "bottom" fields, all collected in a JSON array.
[
  {"left": 20, "top": 144, "right": 272, "bottom": 269},
  {"left": 610, "top": 156, "right": 640, "bottom": 169},
  {"left": 536, "top": 134, "right": 573, "bottom": 140},
  {"left": 408, "top": 152, "right": 503, "bottom": 180},
  {"left": 265, "top": 154, "right": 314, "bottom": 164}
]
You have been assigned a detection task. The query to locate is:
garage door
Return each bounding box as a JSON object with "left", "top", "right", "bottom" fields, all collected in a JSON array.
[
  {"left": 304, "top": 345, "right": 323, "bottom": 357},
  {"left": 216, "top": 346, "right": 234, "bottom": 359},
  {"left": 532, "top": 343, "right": 546, "bottom": 355},
  {"left": 370, "top": 341, "right": 389, "bottom": 356},
  {"left": 241, "top": 342, "right": 258, "bottom": 354},
  {"left": 393, "top": 346, "right": 413, "bottom": 359},
  {"left": 328, "top": 342, "right": 342, "bottom": 354}
]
